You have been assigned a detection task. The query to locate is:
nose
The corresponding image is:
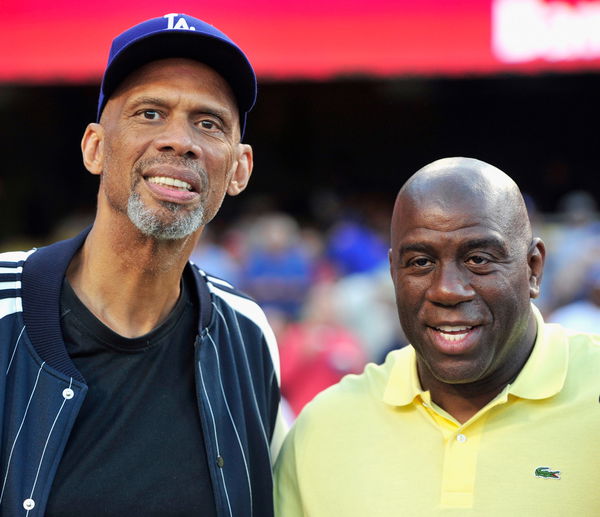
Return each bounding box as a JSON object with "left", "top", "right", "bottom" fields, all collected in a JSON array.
[
  {"left": 153, "top": 116, "right": 202, "bottom": 159},
  {"left": 426, "top": 262, "right": 475, "bottom": 307}
]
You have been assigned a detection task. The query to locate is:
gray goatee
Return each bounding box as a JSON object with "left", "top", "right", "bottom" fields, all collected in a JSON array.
[{"left": 127, "top": 191, "right": 205, "bottom": 240}]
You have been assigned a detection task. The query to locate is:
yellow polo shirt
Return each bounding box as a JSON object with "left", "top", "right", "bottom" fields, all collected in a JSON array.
[{"left": 274, "top": 307, "right": 600, "bottom": 516}]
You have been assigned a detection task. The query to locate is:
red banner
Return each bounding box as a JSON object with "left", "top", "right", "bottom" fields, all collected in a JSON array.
[{"left": 2, "top": 0, "right": 600, "bottom": 82}]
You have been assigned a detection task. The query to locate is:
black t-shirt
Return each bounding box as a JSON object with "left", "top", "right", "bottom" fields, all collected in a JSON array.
[{"left": 46, "top": 272, "right": 217, "bottom": 517}]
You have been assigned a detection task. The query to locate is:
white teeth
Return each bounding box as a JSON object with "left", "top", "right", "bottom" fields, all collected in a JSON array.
[
  {"left": 441, "top": 333, "right": 467, "bottom": 342},
  {"left": 147, "top": 176, "right": 192, "bottom": 191},
  {"left": 436, "top": 325, "right": 472, "bottom": 332},
  {"left": 433, "top": 326, "right": 474, "bottom": 342}
]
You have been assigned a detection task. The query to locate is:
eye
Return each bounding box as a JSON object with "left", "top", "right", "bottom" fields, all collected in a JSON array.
[
  {"left": 200, "top": 120, "right": 216, "bottom": 129},
  {"left": 409, "top": 257, "right": 433, "bottom": 268},
  {"left": 466, "top": 255, "right": 489, "bottom": 265},
  {"left": 198, "top": 118, "right": 225, "bottom": 132},
  {"left": 138, "top": 110, "right": 161, "bottom": 120}
]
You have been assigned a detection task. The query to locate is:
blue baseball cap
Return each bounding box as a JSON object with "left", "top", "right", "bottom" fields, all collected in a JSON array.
[{"left": 97, "top": 13, "right": 257, "bottom": 136}]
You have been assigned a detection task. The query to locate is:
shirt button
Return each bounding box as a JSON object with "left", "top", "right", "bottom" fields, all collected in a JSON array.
[
  {"left": 456, "top": 433, "right": 467, "bottom": 443},
  {"left": 62, "top": 388, "right": 74, "bottom": 399},
  {"left": 23, "top": 499, "right": 35, "bottom": 510},
  {"left": 216, "top": 456, "right": 225, "bottom": 468},
  {"left": 422, "top": 402, "right": 429, "bottom": 408}
]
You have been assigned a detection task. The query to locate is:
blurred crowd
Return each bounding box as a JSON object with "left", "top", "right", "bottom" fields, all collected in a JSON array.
[{"left": 3, "top": 189, "right": 599, "bottom": 419}]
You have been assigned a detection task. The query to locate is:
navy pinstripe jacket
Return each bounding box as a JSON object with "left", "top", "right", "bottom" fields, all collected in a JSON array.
[{"left": 0, "top": 230, "right": 285, "bottom": 516}]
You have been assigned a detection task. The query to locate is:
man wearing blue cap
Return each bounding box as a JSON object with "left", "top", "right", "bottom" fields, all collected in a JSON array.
[{"left": 0, "top": 14, "right": 285, "bottom": 516}]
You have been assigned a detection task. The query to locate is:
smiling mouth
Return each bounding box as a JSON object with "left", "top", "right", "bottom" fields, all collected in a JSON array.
[
  {"left": 432, "top": 325, "right": 475, "bottom": 342},
  {"left": 147, "top": 176, "right": 193, "bottom": 192}
]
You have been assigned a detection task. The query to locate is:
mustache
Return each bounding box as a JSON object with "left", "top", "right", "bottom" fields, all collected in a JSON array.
[{"left": 133, "top": 155, "right": 208, "bottom": 192}]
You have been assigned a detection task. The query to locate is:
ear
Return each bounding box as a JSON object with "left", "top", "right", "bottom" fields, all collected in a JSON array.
[
  {"left": 527, "top": 237, "right": 546, "bottom": 299},
  {"left": 227, "top": 144, "right": 253, "bottom": 196},
  {"left": 81, "top": 123, "right": 105, "bottom": 176}
]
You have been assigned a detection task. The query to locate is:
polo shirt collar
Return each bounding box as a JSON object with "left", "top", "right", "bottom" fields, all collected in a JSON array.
[
  {"left": 508, "top": 304, "right": 568, "bottom": 400},
  {"left": 383, "top": 346, "right": 424, "bottom": 407},
  {"left": 382, "top": 304, "right": 569, "bottom": 407}
]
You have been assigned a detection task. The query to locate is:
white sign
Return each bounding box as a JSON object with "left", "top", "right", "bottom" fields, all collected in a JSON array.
[{"left": 493, "top": 0, "right": 600, "bottom": 62}]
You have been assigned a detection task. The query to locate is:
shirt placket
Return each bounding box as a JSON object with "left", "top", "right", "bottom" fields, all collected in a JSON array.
[{"left": 416, "top": 394, "right": 493, "bottom": 509}]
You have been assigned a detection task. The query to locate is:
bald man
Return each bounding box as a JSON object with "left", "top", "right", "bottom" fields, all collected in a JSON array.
[{"left": 274, "top": 157, "right": 600, "bottom": 516}]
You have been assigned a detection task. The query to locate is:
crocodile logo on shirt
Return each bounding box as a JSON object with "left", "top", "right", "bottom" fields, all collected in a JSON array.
[{"left": 535, "top": 466, "right": 561, "bottom": 479}]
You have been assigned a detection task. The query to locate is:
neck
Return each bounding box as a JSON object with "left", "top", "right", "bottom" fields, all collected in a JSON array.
[
  {"left": 423, "top": 378, "right": 509, "bottom": 424},
  {"left": 66, "top": 218, "right": 201, "bottom": 338}
]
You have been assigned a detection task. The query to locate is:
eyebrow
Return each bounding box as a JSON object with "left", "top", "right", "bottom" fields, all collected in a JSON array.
[
  {"left": 458, "top": 237, "right": 509, "bottom": 255},
  {"left": 128, "top": 96, "right": 170, "bottom": 109},
  {"left": 398, "top": 242, "right": 434, "bottom": 257}
]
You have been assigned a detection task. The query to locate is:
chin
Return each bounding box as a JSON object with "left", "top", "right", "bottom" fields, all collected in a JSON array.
[
  {"left": 428, "top": 359, "right": 490, "bottom": 386},
  {"left": 128, "top": 194, "right": 205, "bottom": 240}
]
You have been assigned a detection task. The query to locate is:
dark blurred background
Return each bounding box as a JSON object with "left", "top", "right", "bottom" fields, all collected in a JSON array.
[{"left": 1, "top": 72, "right": 599, "bottom": 246}]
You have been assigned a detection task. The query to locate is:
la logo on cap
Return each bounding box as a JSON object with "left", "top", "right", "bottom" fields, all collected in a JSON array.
[{"left": 163, "top": 13, "right": 196, "bottom": 31}]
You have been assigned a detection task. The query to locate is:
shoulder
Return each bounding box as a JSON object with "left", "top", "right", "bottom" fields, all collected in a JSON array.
[
  {"left": 562, "top": 325, "right": 600, "bottom": 358},
  {"left": 190, "top": 263, "right": 280, "bottom": 374},
  {"left": 292, "top": 351, "right": 401, "bottom": 433},
  {"left": 0, "top": 248, "right": 37, "bottom": 267},
  {"left": 543, "top": 321, "right": 600, "bottom": 377},
  {"left": 194, "top": 265, "right": 273, "bottom": 332},
  {"left": 0, "top": 248, "right": 36, "bottom": 281},
  {"left": 276, "top": 351, "right": 405, "bottom": 489},
  {"left": 0, "top": 248, "right": 36, "bottom": 320},
  {"left": 546, "top": 321, "right": 600, "bottom": 352}
]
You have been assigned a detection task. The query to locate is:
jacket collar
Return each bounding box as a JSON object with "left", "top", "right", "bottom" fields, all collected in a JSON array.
[
  {"left": 22, "top": 228, "right": 90, "bottom": 382},
  {"left": 21, "top": 227, "right": 212, "bottom": 381}
]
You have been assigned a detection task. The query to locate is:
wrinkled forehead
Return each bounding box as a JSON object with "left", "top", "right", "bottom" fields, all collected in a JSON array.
[{"left": 395, "top": 195, "right": 499, "bottom": 237}]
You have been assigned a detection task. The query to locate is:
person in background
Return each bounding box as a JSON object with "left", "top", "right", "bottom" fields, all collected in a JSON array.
[
  {"left": 539, "top": 190, "right": 600, "bottom": 314},
  {"left": 242, "top": 213, "right": 313, "bottom": 320},
  {"left": 0, "top": 14, "right": 285, "bottom": 516},
  {"left": 274, "top": 157, "right": 600, "bottom": 516},
  {"left": 548, "top": 264, "right": 600, "bottom": 334},
  {"left": 189, "top": 225, "right": 242, "bottom": 286},
  {"left": 278, "top": 282, "right": 366, "bottom": 416}
]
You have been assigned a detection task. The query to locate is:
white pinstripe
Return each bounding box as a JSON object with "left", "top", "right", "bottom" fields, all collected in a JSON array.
[
  {"left": 211, "top": 303, "right": 272, "bottom": 465},
  {"left": 25, "top": 378, "right": 73, "bottom": 516},
  {"left": 206, "top": 328, "right": 253, "bottom": 516},
  {"left": 0, "top": 361, "right": 46, "bottom": 504},
  {"left": 6, "top": 326, "right": 26, "bottom": 375},
  {"left": 197, "top": 354, "right": 233, "bottom": 517}
]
